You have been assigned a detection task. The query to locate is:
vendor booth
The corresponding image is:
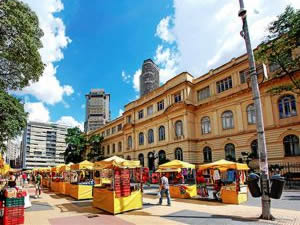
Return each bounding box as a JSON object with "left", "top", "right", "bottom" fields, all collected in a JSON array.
[
  {"left": 50, "top": 164, "right": 64, "bottom": 193},
  {"left": 92, "top": 156, "right": 143, "bottom": 214},
  {"left": 58, "top": 163, "right": 72, "bottom": 195},
  {"left": 41, "top": 168, "right": 51, "bottom": 188},
  {"left": 197, "top": 159, "right": 249, "bottom": 204},
  {"left": 157, "top": 160, "right": 197, "bottom": 199},
  {"left": 69, "top": 160, "right": 94, "bottom": 200}
]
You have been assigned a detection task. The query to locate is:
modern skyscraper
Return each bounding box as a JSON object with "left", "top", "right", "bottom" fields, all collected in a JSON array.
[
  {"left": 84, "top": 89, "right": 110, "bottom": 132},
  {"left": 21, "top": 121, "right": 68, "bottom": 169},
  {"left": 140, "top": 59, "right": 160, "bottom": 97}
]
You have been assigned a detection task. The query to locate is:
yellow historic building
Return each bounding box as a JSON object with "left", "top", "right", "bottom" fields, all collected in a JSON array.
[{"left": 87, "top": 53, "right": 300, "bottom": 170}]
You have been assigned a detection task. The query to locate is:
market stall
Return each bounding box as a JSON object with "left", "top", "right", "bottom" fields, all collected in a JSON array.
[
  {"left": 41, "top": 168, "right": 51, "bottom": 188},
  {"left": 50, "top": 164, "right": 64, "bottom": 193},
  {"left": 92, "top": 157, "right": 143, "bottom": 214},
  {"left": 69, "top": 160, "right": 94, "bottom": 200},
  {"left": 58, "top": 163, "right": 72, "bottom": 195},
  {"left": 157, "top": 160, "right": 197, "bottom": 199},
  {"left": 197, "top": 159, "right": 249, "bottom": 204}
]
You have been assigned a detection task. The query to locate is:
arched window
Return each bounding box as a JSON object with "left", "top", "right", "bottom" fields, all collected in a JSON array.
[
  {"left": 139, "top": 132, "right": 144, "bottom": 145},
  {"left": 201, "top": 117, "right": 211, "bottom": 134},
  {"left": 148, "top": 129, "right": 154, "bottom": 144},
  {"left": 158, "top": 150, "right": 166, "bottom": 165},
  {"left": 112, "top": 143, "right": 116, "bottom": 153},
  {"left": 283, "top": 135, "right": 300, "bottom": 156},
  {"left": 174, "top": 148, "right": 183, "bottom": 161},
  {"left": 247, "top": 104, "right": 256, "bottom": 124},
  {"left": 126, "top": 155, "right": 131, "bottom": 160},
  {"left": 138, "top": 153, "right": 144, "bottom": 167},
  {"left": 175, "top": 120, "right": 183, "bottom": 137},
  {"left": 127, "top": 136, "right": 132, "bottom": 149},
  {"left": 159, "top": 126, "right": 165, "bottom": 141},
  {"left": 225, "top": 143, "right": 236, "bottom": 161},
  {"left": 279, "top": 95, "right": 297, "bottom": 119},
  {"left": 222, "top": 111, "right": 234, "bottom": 129},
  {"left": 203, "top": 146, "right": 212, "bottom": 162},
  {"left": 251, "top": 140, "right": 258, "bottom": 159},
  {"left": 118, "top": 142, "right": 122, "bottom": 152},
  {"left": 107, "top": 145, "right": 110, "bottom": 155}
]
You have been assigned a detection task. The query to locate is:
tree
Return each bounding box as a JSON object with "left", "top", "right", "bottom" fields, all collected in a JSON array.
[
  {"left": 0, "top": 89, "right": 27, "bottom": 152},
  {"left": 87, "top": 134, "right": 104, "bottom": 162},
  {"left": 256, "top": 6, "right": 300, "bottom": 95},
  {"left": 0, "top": 0, "right": 44, "bottom": 90},
  {"left": 64, "top": 127, "right": 86, "bottom": 164}
]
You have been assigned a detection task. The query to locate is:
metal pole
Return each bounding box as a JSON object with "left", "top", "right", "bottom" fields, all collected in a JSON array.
[{"left": 238, "top": 0, "right": 273, "bottom": 220}]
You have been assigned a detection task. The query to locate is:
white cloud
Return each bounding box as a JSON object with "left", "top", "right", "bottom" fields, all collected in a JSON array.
[
  {"left": 56, "top": 116, "right": 84, "bottom": 131},
  {"left": 133, "top": 69, "right": 142, "bottom": 92},
  {"left": 121, "top": 70, "right": 131, "bottom": 84},
  {"left": 155, "top": 16, "right": 175, "bottom": 43},
  {"left": 18, "top": 0, "right": 72, "bottom": 105},
  {"left": 24, "top": 102, "right": 50, "bottom": 123},
  {"left": 118, "top": 109, "right": 124, "bottom": 117}
]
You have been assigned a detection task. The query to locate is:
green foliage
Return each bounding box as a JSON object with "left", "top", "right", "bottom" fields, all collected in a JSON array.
[
  {"left": 87, "top": 134, "right": 104, "bottom": 162},
  {"left": 64, "top": 127, "right": 86, "bottom": 164},
  {"left": 0, "top": 0, "right": 44, "bottom": 90},
  {"left": 255, "top": 6, "right": 300, "bottom": 94},
  {"left": 0, "top": 89, "right": 27, "bottom": 151}
]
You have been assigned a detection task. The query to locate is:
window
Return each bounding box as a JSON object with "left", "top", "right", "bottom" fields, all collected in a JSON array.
[
  {"left": 148, "top": 129, "right": 154, "bottom": 144},
  {"left": 251, "top": 140, "right": 258, "bottom": 159},
  {"left": 174, "top": 92, "right": 182, "bottom": 103},
  {"left": 106, "top": 129, "right": 110, "bottom": 136},
  {"left": 283, "top": 135, "right": 300, "bottom": 156},
  {"left": 239, "top": 69, "right": 248, "bottom": 84},
  {"left": 278, "top": 95, "right": 297, "bottom": 119},
  {"left": 158, "top": 126, "right": 165, "bottom": 141},
  {"left": 269, "top": 62, "right": 280, "bottom": 72},
  {"left": 117, "top": 124, "right": 122, "bottom": 131},
  {"left": 127, "top": 115, "right": 132, "bottom": 123},
  {"left": 175, "top": 120, "right": 183, "bottom": 137},
  {"left": 217, "top": 76, "right": 233, "bottom": 93},
  {"left": 138, "top": 110, "right": 144, "bottom": 119},
  {"left": 197, "top": 86, "right": 210, "bottom": 101},
  {"left": 203, "top": 146, "right": 212, "bottom": 162},
  {"left": 225, "top": 143, "right": 236, "bottom": 161},
  {"left": 247, "top": 104, "right": 256, "bottom": 124},
  {"left": 112, "top": 143, "right": 116, "bottom": 153},
  {"left": 117, "top": 142, "right": 121, "bottom": 152},
  {"left": 158, "top": 150, "right": 166, "bottom": 165},
  {"left": 138, "top": 153, "right": 144, "bottom": 167},
  {"left": 222, "top": 111, "right": 234, "bottom": 129},
  {"left": 127, "top": 136, "right": 132, "bottom": 149},
  {"left": 147, "top": 105, "right": 153, "bottom": 116},
  {"left": 157, "top": 100, "right": 164, "bottom": 111},
  {"left": 107, "top": 145, "right": 110, "bottom": 155},
  {"left": 112, "top": 127, "right": 116, "bottom": 134},
  {"left": 201, "top": 117, "right": 211, "bottom": 134},
  {"left": 175, "top": 148, "right": 183, "bottom": 161},
  {"left": 101, "top": 131, "right": 105, "bottom": 137},
  {"left": 139, "top": 132, "right": 144, "bottom": 145}
]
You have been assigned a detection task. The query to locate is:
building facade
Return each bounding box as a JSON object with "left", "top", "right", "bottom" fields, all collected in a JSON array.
[
  {"left": 6, "top": 140, "right": 20, "bottom": 168},
  {"left": 21, "top": 122, "right": 68, "bottom": 169},
  {"left": 88, "top": 53, "right": 300, "bottom": 170},
  {"left": 85, "top": 89, "right": 110, "bottom": 132},
  {"left": 140, "top": 59, "right": 160, "bottom": 97}
]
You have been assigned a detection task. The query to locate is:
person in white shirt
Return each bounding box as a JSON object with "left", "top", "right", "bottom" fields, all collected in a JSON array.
[{"left": 159, "top": 173, "right": 171, "bottom": 206}]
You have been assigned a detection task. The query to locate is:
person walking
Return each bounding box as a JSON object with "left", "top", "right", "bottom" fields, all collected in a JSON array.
[
  {"left": 22, "top": 173, "right": 27, "bottom": 186},
  {"left": 159, "top": 173, "right": 171, "bottom": 206},
  {"left": 35, "top": 172, "right": 42, "bottom": 198}
]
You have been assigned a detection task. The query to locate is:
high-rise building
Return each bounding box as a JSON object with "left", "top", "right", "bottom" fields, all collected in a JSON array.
[
  {"left": 21, "top": 121, "right": 69, "bottom": 169},
  {"left": 140, "top": 59, "right": 160, "bottom": 97},
  {"left": 6, "top": 140, "right": 20, "bottom": 168},
  {"left": 84, "top": 89, "right": 110, "bottom": 132}
]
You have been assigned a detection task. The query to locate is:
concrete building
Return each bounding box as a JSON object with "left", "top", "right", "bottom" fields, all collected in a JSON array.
[
  {"left": 84, "top": 89, "right": 110, "bottom": 133},
  {"left": 21, "top": 121, "right": 68, "bottom": 169},
  {"left": 87, "top": 54, "right": 300, "bottom": 170},
  {"left": 140, "top": 59, "right": 160, "bottom": 97},
  {"left": 6, "top": 140, "right": 20, "bottom": 168}
]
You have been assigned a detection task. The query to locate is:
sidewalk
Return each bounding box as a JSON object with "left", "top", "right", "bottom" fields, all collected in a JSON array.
[{"left": 24, "top": 188, "right": 300, "bottom": 225}]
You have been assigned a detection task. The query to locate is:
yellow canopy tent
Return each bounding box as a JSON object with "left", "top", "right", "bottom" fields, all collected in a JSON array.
[
  {"left": 198, "top": 159, "right": 249, "bottom": 171},
  {"left": 94, "top": 157, "right": 140, "bottom": 170},
  {"left": 70, "top": 160, "right": 94, "bottom": 170},
  {"left": 59, "top": 163, "right": 73, "bottom": 173},
  {"left": 157, "top": 160, "right": 195, "bottom": 170}
]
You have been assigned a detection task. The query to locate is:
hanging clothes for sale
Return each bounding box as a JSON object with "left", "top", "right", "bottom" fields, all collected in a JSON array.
[
  {"left": 227, "top": 170, "right": 236, "bottom": 182},
  {"left": 213, "top": 169, "right": 220, "bottom": 181}
]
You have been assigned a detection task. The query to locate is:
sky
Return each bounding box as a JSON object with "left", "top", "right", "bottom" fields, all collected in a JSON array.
[{"left": 16, "top": 0, "right": 300, "bottom": 131}]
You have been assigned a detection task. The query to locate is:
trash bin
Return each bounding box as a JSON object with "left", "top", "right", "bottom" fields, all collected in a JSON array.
[
  {"left": 247, "top": 173, "right": 261, "bottom": 198},
  {"left": 269, "top": 175, "right": 285, "bottom": 199}
]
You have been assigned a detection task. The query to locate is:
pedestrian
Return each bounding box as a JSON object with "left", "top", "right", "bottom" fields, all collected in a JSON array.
[
  {"left": 27, "top": 173, "right": 31, "bottom": 184},
  {"left": 8, "top": 172, "right": 16, "bottom": 188},
  {"left": 22, "top": 173, "right": 27, "bottom": 186},
  {"left": 158, "top": 173, "right": 171, "bottom": 206},
  {"left": 35, "top": 172, "right": 42, "bottom": 198}
]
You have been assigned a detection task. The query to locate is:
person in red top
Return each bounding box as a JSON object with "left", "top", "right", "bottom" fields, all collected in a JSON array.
[{"left": 22, "top": 173, "right": 27, "bottom": 186}]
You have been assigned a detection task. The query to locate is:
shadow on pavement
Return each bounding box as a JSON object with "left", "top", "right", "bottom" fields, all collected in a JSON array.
[{"left": 56, "top": 202, "right": 109, "bottom": 215}]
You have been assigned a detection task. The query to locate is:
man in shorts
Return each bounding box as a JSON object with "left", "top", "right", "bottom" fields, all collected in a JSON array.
[{"left": 35, "top": 172, "right": 42, "bottom": 198}]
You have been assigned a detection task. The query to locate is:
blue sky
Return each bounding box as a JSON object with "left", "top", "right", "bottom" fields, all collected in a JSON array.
[{"left": 18, "top": 0, "right": 299, "bottom": 130}]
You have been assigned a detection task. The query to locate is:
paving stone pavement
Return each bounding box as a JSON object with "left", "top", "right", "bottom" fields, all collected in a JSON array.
[{"left": 23, "top": 188, "right": 300, "bottom": 225}]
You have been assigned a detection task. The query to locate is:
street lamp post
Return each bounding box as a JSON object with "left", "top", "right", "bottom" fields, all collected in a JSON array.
[{"left": 237, "top": 0, "right": 273, "bottom": 220}]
